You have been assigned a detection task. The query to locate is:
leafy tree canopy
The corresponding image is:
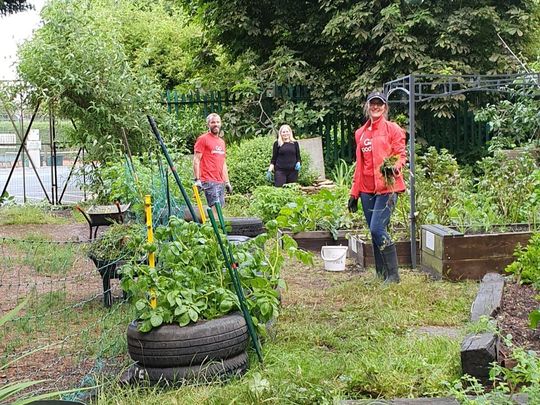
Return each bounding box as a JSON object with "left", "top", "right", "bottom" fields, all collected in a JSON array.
[
  {"left": 183, "top": 0, "right": 540, "bottom": 109},
  {"left": 0, "top": 0, "right": 32, "bottom": 16},
  {"left": 17, "top": 0, "right": 218, "bottom": 160}
]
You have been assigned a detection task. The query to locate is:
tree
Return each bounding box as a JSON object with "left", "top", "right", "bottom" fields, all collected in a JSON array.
[
  {"left": 184, "top": 0, "right": 540, "bottom": 110},
  {"left": 0, "top": 0, "right": 32, "bottom": 16},
  {"left": 17, "top": 0, "right": 194, "bottom": 160}
]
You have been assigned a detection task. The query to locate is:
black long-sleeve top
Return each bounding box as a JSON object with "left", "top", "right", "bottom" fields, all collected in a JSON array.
[{"left": 270, "top": 141, "right": 301, "bottom": 170}]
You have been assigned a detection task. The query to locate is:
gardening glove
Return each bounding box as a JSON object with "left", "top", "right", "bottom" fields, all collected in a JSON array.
[
  {"left": 193, "top": 179, "right": 203, "bottom": 189},
  {"left": 295, "top": 162, "right": 301, "bottom": 171},
  {"left": 383, "top": 166, "right": 399, "bottom": 177},
  {"left": 265, "top": 170, "right": 273, "bottom": 182},
  {"left": 225, "top": 182, "right": 233, "bottom": 194},
  {"left": 347, "top": 197, "right": 358, "bottom": 213}
]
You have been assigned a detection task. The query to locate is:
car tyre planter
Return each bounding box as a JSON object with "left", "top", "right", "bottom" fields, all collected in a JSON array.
[
  {"left": 131, "top": 351, "right": 249, "bottom": 385},
  {"left": 226, "top": 217, "right": 264, "bottom": 237},
  {"left": 127, "top": 312, "right": 249, "bottom": 368}
]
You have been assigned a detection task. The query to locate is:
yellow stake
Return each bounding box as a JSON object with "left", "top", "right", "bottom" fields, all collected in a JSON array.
[
  {"left": 192, "top": 185, "right": 207, "bottom": 223},
  {"left": 144, "top": 195, "right": 157, "bottom": 309}
]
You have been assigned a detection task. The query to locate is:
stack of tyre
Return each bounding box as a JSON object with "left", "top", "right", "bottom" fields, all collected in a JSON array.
[{"left": 127, "top": 312, "right": 250, "bottom": 385}]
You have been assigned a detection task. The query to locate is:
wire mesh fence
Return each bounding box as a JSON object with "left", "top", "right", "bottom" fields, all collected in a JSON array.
[{"left": 0, "top": 235, "right": 135, "bottom": 402}]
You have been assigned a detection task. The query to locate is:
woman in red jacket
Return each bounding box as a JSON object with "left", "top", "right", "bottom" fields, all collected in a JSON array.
[{"left": 348, "top": 91, "right": 407, "bottom": 283}]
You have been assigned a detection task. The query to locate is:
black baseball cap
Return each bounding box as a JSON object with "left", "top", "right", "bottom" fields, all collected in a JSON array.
[{"left": 366, "top": 91, "right": 387, "bottom": 104}]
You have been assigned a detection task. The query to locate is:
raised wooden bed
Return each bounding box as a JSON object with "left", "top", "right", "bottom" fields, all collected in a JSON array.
[
  {"left": 277, "top": 229, "right": 349, "bottom": 252},
  {"left": 348, "top": 234, "right": 420, "bottom": 269},
  {"left": 420, "top": 224, "right": 534, "bottom": 281}
]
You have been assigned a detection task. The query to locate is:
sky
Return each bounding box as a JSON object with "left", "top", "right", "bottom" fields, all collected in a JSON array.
[{"left": 0, "top": 0, "right": 45, "bottom": 80}]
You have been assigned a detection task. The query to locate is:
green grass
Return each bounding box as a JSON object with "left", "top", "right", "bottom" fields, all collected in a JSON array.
[
  {"left": 92, "top": 262, "right": 478, "bottom": 404},
  {"left": 0, "top": 205, "right": 70, "bottom": 225}
]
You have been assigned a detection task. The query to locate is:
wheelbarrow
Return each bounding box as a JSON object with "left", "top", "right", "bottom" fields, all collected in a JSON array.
[{"left": 76, "top": 202, "right": 131, "bottom": 240}]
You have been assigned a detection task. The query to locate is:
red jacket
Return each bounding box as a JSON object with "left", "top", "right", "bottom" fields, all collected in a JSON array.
[{"left": 350, "top": 117, "right": 407, "bottom": 197}]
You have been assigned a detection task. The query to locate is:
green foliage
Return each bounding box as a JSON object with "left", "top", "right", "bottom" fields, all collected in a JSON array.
[
  {"left": 444, "top": 341, "right": 540, "bottom": 403},
  {"left": 120, "top": 217, "right": 311, "bottom": 333},
  {"left": 251, "top": 185, "right": 302, "bottom": 223},
  {"left": 17, "top": 0, "right": 178, "bottom": 161},
  {"left": 276, "top": 187, "right": 358, "bottom": 238},
  {"left": 330, "top": 159, "right": 355, "bottom": 188},
  {"left": 227, "top": 136, "right": 316, "bottom": 194},
  {"left": 475, "top": 97, "right": 540, "bottom": 146},
  {"left": 12, "top": 235, "right": 77, "bottom": 276},
  {"left": 506, "top": 233, "right": 540, "bottom": 289},
  {"left": 186, "top": 0, "right": 539, "bottom": 117},
  {"left": 0, "top": 0, "right": 31, "bottom": 16},
  {"left": 475, "top": 148, "right": 540, "bottom": 224},
  {"left": 86, "top": 223, "right": 146, "bottom": 261},
  {"left": 0, "top": 204, "right": 68, "bottom": 225}
]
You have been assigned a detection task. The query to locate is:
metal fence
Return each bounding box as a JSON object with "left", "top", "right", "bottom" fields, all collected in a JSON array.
[
  {"left": 0, "top": 90, "right": 88, "bottom": 204},
  {"left": 164, "top": 87, "right": 490, "bottom": 167}
]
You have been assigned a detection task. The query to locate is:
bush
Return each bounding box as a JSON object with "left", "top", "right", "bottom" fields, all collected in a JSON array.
[
  {"left": 228, "top": 136, "right": 317, "bottom": 194},
  {"left": 251, "top": 185, "right": 302, "bottom": 223},
  {"left": 506, "top": 233, "right": 540, "bottom": 289}
]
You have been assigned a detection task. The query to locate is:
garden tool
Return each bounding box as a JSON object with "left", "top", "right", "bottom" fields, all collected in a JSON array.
[
  {"left": 381, "top": 243, "right": 400, "bottom": 283},
  {"left": 147, "top": 115, "right": 199, "bottom": 223},
  {"left": 192, "top": 184, "right": 207, "bottom": 223},
  {"left": 207, "top": 206, "right": 264, "bottom": 363}
]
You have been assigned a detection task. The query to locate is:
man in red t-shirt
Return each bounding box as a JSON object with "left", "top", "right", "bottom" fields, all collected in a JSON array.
[{"left": 193, "top": 113, "right": 232, "bottom": 213}]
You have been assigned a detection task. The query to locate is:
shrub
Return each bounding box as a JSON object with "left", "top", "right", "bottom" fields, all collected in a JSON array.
[
  {"left": 505, "top": 233, "right": 540, "bottom": 289},
  {"left": 251, "top": 184, "right": 302, "bottom": 223},
  {"left": 227, "top": 136, "right": 317, "bottom": 194}
]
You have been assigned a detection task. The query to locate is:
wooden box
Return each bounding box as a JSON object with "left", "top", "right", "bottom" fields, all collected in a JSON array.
[
  {"left": 277, "top": 229, "right": 349, "bottom": 252},
  {"left": 349, "top": 234, "right": 420, "bottom": 269},
  {"left": 420, "top": 224, "right": 533, "bottom": 281}
]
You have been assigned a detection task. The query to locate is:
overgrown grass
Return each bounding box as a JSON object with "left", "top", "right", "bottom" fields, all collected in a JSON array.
[
  {"left": 94, "top": 261, "right": 477, "bottom": 403},
  {"left": 0, "top": 204, "right": 71, "bottom": 225}
]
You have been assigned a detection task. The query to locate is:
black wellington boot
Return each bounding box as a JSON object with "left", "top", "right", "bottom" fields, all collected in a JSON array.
[
  {"left": 381, "top": 244, "right": 400, "bottom": 283},
  {"left": 373, "top": 245, "right": 386, "bottom": 280}
]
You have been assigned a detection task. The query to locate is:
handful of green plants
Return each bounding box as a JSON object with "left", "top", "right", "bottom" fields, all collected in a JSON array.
[
  {"left": 120, "top": 217, "right": 312, "bottom": 333},
  {"left": 380, "top": 155, "right": 400, "bottom": 186},
  {"left": 86, "top": 223, "right": 146, "bottom": 261}
]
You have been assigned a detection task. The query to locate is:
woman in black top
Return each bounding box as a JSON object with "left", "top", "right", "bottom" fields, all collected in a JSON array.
[{"left": 267, "top": 124, "right": 301, "bottom": 187}]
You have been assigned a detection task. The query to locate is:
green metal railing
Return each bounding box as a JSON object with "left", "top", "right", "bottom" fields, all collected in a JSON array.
[{"left": 163, "top": 87, "right": 490, "bottom": 168}]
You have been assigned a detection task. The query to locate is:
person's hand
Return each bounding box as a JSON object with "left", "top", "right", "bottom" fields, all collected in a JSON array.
[
  {"left": 194, "top": 179, "right": 203, "bottom": 189},
  {"left": 347, "top": 197, "right": 358, "bottom": 213},
  {"left": 295, "top": 162, "right": 301, "bottom": 171},
  {"left": 225, "top": 182, "right": 233, "bottom": 194},
  {"left": 383, "top": 166, "right": 400, "bottom": 177},
  {"left": 265, "top": 170, "right": 273, "bottom": 182}
]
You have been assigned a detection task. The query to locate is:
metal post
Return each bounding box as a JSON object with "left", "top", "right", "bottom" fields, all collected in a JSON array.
[
  {"left": 20, "top": 101, "right": 26, "bottom": 203},
  {"left": 408, "top": 75, "right": 417, "bottom": 269}
]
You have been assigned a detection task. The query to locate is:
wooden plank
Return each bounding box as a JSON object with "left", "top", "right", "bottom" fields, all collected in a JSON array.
[
  {"left": 470, "top": 273, "right": 505, "bottom": 322},
  {"left": 443, "top": 257, "right": 518, "bottom": 281},
  {"left": 279, "top": 230, "right": 349, "bottom": 252},
  {"left": 461, "top": 332, "right": 498, "bottom": 379},
  {"left": 420, "top": 250, "right": 444, "bottom": 275},
  {"left": 443, "top": 232, "right": 532, "bottom": 261},
  {"left": 355, "top": 239, "right": 419, "bottom": 269}
]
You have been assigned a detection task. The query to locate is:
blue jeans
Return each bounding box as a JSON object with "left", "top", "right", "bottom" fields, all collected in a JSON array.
[{"left": 360, "top": 193, "right": 397, "bottom": 249}]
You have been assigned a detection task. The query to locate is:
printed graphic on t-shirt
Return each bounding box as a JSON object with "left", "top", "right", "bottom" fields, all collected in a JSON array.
[
  {"left": 212, "top": 145, "right": 225, "bottom": 155},
  {"left": 361, "top": 138, "right": 372, "bottom": 153}
]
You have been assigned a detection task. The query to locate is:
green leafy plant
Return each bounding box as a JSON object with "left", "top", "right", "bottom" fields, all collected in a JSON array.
[
  {"left": 251, "top": 184, "right": 302, "bottom": 223},
  {"left": 380, "top": 155, "right": 399, "bottom": 186},
  {"left": 330, "top": 159, "right": 355, "bottom": 188},
  {"left": 506, "top": 233, "right": 540, "bottom": 289},
  {"left": 86, "top": 223, "right": 146, "bottom": 261},
  {"left": 120, "top": 216, "right": 312, "bottom": 333},
  {"left": 276, "top": 187, "right": 360, "bottom": 238}
]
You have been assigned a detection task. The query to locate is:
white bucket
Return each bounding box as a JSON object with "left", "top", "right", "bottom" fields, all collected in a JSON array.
[{"left": 320, "top": 245, "right": 348, "bottom": 271}]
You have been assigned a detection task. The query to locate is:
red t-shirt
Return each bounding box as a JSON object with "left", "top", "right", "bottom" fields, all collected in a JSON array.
[{"left": 194, "top": 132, "right": 226, "bottom": 182}]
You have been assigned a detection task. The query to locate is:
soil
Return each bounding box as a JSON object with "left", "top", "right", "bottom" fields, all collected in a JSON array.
[{"left": 497, "top": 281, "right": 540, "bottom": 356}]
